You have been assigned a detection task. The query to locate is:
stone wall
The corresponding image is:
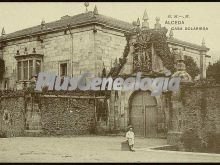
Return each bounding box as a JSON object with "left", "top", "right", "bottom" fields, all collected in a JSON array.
[
  {"left": 168, "top": 83, "right": 220, "bottom": 150},
  {"left": 181, "top": 85, "right": 220, "bottom": 135},
  {"left": 0, "top": 96, "right": 25, "bottom": 137},
  {"left": 0, "top": 91, "right": 100, "bottom": 137},
  {"left": 40, "top": 97, "right": 96, "bottom": 135}
]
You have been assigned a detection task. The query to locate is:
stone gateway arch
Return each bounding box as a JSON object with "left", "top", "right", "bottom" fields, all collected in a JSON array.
[{"left": 129, "top": 91, "right": 158, "bottom": 137}]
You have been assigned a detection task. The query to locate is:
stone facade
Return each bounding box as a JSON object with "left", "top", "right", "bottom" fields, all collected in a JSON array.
[
  {"left": 0, "top": 25, "right": 127, "bottom": 90},
  {"left": 94, "top": 26, "right": 127, "bottom": 74}
]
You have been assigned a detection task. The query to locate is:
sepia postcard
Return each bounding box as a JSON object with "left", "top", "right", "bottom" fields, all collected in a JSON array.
[{"left": 0, "top": 1, "right": 219, "bottom": 163}]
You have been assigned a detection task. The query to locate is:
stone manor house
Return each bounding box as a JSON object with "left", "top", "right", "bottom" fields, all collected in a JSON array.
[{"left": 1, "top": 6, "right": 219, "bottom": 143}]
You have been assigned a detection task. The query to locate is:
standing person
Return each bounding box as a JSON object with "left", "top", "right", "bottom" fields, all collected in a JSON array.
[{"left": 126, "top": 126, "right": 135, "bottom": 152}]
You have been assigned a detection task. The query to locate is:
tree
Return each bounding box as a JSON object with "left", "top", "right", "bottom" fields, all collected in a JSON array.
[
  {"left": 207, "top": 60, "right": 220, "bottom": 82},
  {"left": 0, "top": 58, "right": 5, "bottom": 81},
  {"left": 184, "top": 56, "right": 200, "bottom": 80}
]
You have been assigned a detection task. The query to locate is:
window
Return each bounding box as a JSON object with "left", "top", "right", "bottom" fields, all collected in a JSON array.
[
  {"left": 18, "top": 62, "right": 22, "bottom": 80},
  {"left": 23, "top": 61, "right": 28, "bottom": 80},
  {"left": 17, "top": 60, "right": 41, "bottom": 81},
  {"left": 15, "top": 51, "right": 43, "bottom": 81},
  {"left": 29, "top": 60, "right": 33, "bottom": 79},
  {"left": 60, "top": 63, "right": 67, "bottom": 76}
]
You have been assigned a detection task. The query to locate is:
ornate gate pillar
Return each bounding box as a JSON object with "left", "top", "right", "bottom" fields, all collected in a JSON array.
[{"left": 167, "top": 50, "right": 193, "bottom": 145}]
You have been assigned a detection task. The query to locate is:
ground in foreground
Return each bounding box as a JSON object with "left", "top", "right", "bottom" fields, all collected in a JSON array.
[{"left": 0, "top": 136, "right": 220, "bottom": 162}]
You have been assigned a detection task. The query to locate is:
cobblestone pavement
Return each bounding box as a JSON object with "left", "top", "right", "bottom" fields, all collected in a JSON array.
[{"left": 0, "top": 136, "right": 220, "bottom": 162}]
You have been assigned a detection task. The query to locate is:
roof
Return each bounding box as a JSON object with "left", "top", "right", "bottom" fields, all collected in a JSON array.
[
  {"left": 167, "top": 37, "right": 209, "bottom": 51},
  {"left": 0, "top": 11, "right": 133, "bottom": 41},
  {"left": 0, "top": 11, "right": 208, "bottom": 52}
]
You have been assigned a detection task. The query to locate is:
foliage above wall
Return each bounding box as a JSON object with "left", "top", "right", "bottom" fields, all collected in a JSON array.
[
  {"left": 0, "top": 58, "right": 5, "bottom": 81},
  {"left": 207, "top": 59, "right": 220, "bottom": 82},
  {"left": 150, "top": 29, "right": 175, "bottom": 73},
  {"left": 184, "top": 56, "right": 200, "bottom": 80},
  {"left": 132, "top": 28, "right": 175, "bottom": 73}
]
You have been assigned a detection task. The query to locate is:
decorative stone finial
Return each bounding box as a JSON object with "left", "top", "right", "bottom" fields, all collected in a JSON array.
[
  {"left": 142, "top": 9, "right": 148, "bottom": 21},
  {"left": 202, "top": 37, "right": 206, "bottom": 47},
  {"left": 32, "top": 48, "right": 36, "bottom": 53},
  {"left": 172, "top": 50, "right": 192, "bottom": 83},
  {"left": 93, "top": 5, "right": 98, "bottom": 15},
  {"left": 137, "top": 18, "right": 140, "bottom": 27},
  {"left": 1, "top": 27, "right": 5, "bottom": 36},
  {"left": 169, "top": 29, "right": 174, "bottom": 38},
  {"left": 154, "top": 17, "right": 161, "bottom": 29},
  {"left": 132, "top": 21, "right": 137, "bottom": 32},
  {"left": 142, "top": 10, "right": 149, "bottom": 30},
  {"left": 41, "top": 19, "right": 46, "bottom": 30},
  {"left": 175, "top": 50, "right": 185, "bottom": 70},
  {"left": 84, "top": 2, "right": 89, "bottom": 13},
  {"left": 41, "top": 19, "right": 45, "bottom": 26}
]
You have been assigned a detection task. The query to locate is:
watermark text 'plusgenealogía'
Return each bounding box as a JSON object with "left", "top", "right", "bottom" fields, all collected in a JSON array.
[{"left": 35, "top": 72, "right": 181, "bottom": 96}]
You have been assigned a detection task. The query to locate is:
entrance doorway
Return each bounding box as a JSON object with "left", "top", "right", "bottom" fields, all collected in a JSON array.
[{"left": 130, "top": 91, "right": 157, "bottom": 137}]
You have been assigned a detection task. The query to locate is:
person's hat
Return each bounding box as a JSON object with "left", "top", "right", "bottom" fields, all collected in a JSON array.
[{"left": 128, "top": 125, "right": 133, "bottom": 129}]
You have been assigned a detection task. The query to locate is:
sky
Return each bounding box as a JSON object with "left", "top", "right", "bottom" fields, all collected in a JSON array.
[{"left": 0, "top": 2, "right": 220, "bottom": 63}]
